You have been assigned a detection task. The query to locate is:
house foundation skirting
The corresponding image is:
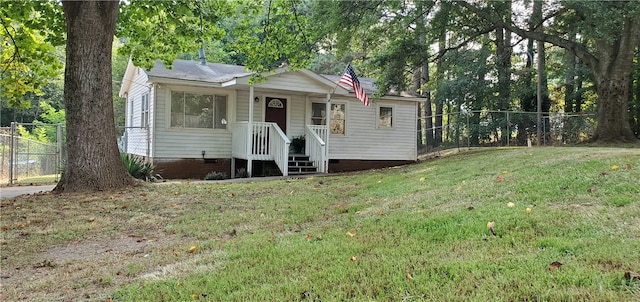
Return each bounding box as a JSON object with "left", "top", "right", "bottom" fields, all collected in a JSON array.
[
  {"left": 328, "top": 159, "right": 415, "bottom": 173},
  {"left": 154, "top": 158, "right": 231, "bottom": 180}
]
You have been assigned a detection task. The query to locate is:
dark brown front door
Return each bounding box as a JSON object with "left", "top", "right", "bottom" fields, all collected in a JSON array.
[{"left": 265, "top": 97, "right": 287, "bottom": 134}]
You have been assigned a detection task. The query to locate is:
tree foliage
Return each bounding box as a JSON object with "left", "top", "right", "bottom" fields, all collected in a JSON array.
[{"left": 0, "top": 1, "right": 64, "bottom": 108}]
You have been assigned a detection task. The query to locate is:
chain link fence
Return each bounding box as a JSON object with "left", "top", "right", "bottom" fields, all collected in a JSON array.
[
  {"left": 118, "top": 126, "right": 150, "bottom": 158},
  {"left": 1, "top": 122, "right": 65, "bottom": 185},
  {"left": 417, "top": 110, "right": 596, "bottom": 155}
]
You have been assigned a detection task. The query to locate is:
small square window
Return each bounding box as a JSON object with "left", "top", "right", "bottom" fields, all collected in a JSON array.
[{"left": 378, "top": 106, "right": 393, "bottom": 128}]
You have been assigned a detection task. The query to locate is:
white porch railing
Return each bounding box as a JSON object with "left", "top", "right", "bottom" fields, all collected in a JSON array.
[
  {"left": 231, "top": 122, "right": 250, "bottom": 158},
  {"left": 305, "top": 125, "right": 328, "bottom": 173},
  {"left": 231, "top": 122, "right": 290, "bottom": 176}
]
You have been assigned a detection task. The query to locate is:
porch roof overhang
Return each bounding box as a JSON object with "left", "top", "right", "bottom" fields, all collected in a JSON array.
[{"left": 223, "top": 68, "right": 350, "bottom": 95}]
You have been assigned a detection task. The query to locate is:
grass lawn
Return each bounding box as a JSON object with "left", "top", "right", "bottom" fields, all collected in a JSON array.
[{"left": 1, "top": 147, "right": 639, "bottom": 301}]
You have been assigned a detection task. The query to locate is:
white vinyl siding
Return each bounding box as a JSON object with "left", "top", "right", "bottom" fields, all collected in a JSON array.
[
  {"left": 152, "top": 85, "right": 234, "bottom": 159},
  {"left": 123, "top": 68, "right": 152, "bottom": 157},
  {"left": 327, "top": 98, "right": 417, "bottom": 160}
]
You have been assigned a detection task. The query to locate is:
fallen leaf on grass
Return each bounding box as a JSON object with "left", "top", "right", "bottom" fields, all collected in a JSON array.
[
  {"left": 611, "top": 165, "right": 619, "bottom": 171},
  {"left": 349, "top": 256, "right": 357, "bottom": 262},
  {"left": 228, "top": 192, "right": 236, "bottom": 197},
  {"left": 507, "top": 202, "right": 515, "bottom": 208},
  {"left": 549, "top": 261, "right": 562, "bottom": 270},
  {"left": 406, "top": 273, "right": 413, "bottom": 280},
  {"left": 346, "top": 231, "right": 356, "bottom": 237},
  {"left": 33, "top": 259, "right": 56, "bottom": 268},
  {"left": 487, "top": 221, "right": 496, "bottom": 236},
  {"left": 495, "top": 176, "right": 505, "bottom": 182},
  {"left": 173, "top": 250, "right": 180, "bottom": 256},
  {"left": 525, "top": 207, "right": 532, "bottom": 213},
  {"left": 188, "top": 246, "right": 198, "bottom": 253},
  {"left": 626, "top": 163, "right": 632, "bottom": 170},
  {"left": 624, "top": 271, "right": 640, "bottom": 281}
]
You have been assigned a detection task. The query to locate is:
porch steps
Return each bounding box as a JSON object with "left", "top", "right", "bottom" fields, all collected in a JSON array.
[{"left": 288, "top": 154, "right": 318, "bottom": 175}]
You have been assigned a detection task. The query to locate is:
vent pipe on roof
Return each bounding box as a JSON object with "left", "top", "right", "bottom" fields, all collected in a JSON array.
[{"left": 198, "top": 39, "right": 206, "bottom": 65}]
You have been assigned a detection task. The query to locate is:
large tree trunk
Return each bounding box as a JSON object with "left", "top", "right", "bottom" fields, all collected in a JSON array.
[
  {"left": 54, "top": 1, "right": 135, "bottom": 193},
  {"left": 593, "top": 72, "right": 637, "bottom": 142},
  {"left": 590, "top": 16, "right": 640, "bottom": 143}
]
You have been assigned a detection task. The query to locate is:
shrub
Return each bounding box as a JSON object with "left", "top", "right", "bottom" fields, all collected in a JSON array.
[
  {"left": 290, "top": 135, "right": 305, "bottom": 154},
  {"left": 236, "top": 168, "right": 249, "bottom": 178},
  {"left": 121, "top": 153, "right": 161, "bottom": 182},
  {"left": 205, "top": 171, "right": 226, "bottom": 180}
]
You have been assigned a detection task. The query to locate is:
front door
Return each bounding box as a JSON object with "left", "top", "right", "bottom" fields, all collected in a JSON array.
[{"left": 265, "top": 97, "right": 287, "bottom": 134}]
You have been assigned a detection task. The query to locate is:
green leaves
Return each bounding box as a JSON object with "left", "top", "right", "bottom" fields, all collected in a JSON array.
[
  {"left": 1, "top": 1, "right": 63, "bottom": 108},
  {"left": 116, "top": 0, "right": 232, "bottom": 70}
]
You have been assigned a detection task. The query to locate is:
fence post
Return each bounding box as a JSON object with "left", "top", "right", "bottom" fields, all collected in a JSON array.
[
  {"left": 506, "top": 111, "right": 510, "bottom": 146},
  {"left": 57, "top": 124, "right": 63, "bottom": 182},
  {"left": 9, "top": 122, "right": 15, "bottom": 185}
]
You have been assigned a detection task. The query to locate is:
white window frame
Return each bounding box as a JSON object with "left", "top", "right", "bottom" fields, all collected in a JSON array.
[
  {"left": 128, "top": 97, "right": 134, "bottom": 127},
  {"left": 377, "top": 104, "right": 394, "bottom": 129},
  {"left": 141, "top": 93, "right": 149, "bottom": 128},
  {"left": 329, "top": 102, "right": 347, "bottom": 135},
  {"left": 169, "top": 90, "right": 228, "bottom": 130},
  {"left": 311, "top": 102, "right": 327, "bottom": 126}
]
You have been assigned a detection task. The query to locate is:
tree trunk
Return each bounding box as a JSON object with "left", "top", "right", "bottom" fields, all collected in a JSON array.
[
  {"left": 421, "top": 65, "right": 434, "bottom": 148},
  {"left": 590, "top": 16, "right": 640, "bottom": 143},
  {"left": 54, "top": 1, "right": 135, "bottom": 193},
  {"left": 593, "top": 72, "right": 637, "bottom": 142}
]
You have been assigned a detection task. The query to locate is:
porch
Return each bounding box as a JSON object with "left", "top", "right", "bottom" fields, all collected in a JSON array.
[{"left": 230, "top": 122, "right": 328, "bottom": 177}]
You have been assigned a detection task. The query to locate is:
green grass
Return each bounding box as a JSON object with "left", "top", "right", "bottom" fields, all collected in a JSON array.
[
  {"left": 1, "top": 147, "right": 638, "bottom": 301},
  {"left": 113, "top": 147, "right": 639, "bottom": 301}
]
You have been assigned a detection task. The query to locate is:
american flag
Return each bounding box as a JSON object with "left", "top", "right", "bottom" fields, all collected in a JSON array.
[{"left": 339, "top": 64, "right": 370, "bottom": 106}]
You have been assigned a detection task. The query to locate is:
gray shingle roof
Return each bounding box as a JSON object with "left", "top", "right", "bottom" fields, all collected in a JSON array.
[
  {"left": 147, "top": 59, "right": 389, "bottom": 96},
  {"left": 147, "top": 59, "right": 252, "bottom": 83}
]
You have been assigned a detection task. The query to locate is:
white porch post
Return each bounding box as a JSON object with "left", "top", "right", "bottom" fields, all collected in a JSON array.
[
  {"left": 325, "top": 93, "right": 331, "bottom": 173},
  {"left": 247, "top": 86, "right": 255, "bottom": 176}
]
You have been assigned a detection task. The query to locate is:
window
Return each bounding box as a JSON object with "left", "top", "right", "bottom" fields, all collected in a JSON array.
[
  {"left": 141, "top": 93, "right": 149, "bottom": 127},
  {"left": 128, "top": 97, "right": 134, "bottom": 127},
  {"left": 330, "top": 104, "right": 346, "bottom": 135},
  {"left": 378, "top": 106, "right": 393, "bottom": 128},
  {"left": 311, "top": 103, "right": 326, "bottom": 126},
  {"left": 170, "top": 91, "right": 227, "bottom": 129}
]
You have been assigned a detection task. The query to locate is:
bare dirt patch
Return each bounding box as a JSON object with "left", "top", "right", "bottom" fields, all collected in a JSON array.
[{"left": 0, "top": 187, "right": 202, "bottom": 301}]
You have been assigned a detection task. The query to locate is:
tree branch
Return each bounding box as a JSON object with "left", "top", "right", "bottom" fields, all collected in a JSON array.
[
  {"left": 0, "top": 13, "right": 21, "bottom": 73},
  {"left": 458, "top": 1, "right": 599, "bottom": 70}
]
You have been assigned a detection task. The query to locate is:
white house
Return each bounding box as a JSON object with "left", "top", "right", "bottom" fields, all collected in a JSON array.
[{"left": 119, "top": 59, "right": 424, "bottom": 179}]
